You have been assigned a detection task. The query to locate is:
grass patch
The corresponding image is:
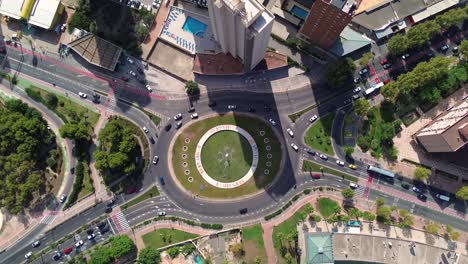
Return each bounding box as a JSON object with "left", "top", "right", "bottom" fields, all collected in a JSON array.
[
  {"left": 272, "top": 204, "right": 313, "bottom": 264},
  {"left": 303, "top": 113, "right": 335, "bottom": 156},
  {"left": 141, "top": 108, "right": 161, "bottom": 126},
  {"left": 173, "top": 113, "right": 282, "bottom": 199},
  {"left": 288, "top": 105, "right": 316, "bottom": 123},
  {"left": 401, "top": 111, "right": 419, "bottom": 126},
  {"left": 302, "top": 160, "right": 357, "bottom": 182},
  {"left": 77, "top": 163, "right": 94, "bottom": 200},
  {"left": 317, "top": 197, "right": 340, "bottom": 218},
  {"left": 242, "top": 224, "right": 267, "bottom": 263},
  {"left": 121, "top": 186, "right": 160, "bottom": 210},
  {"left": 142, "top": 228, "right": 198, "bottom": 249}
]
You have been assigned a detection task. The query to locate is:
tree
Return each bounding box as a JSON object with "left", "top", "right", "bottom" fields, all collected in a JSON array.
[
  {"left": 135, "top": 24, "right": 149, "bottom": 40},
  {"left": 362, "top": 211, "right": 375, "bottom": 221},
  {"left": 138, "top": 247, "right": 160, "bottom": 264},
  {"left": 398, "top": 209, "right": 413, "bottom": 228},
  {"left": 387, "top": 34, "right": 409, "bottom": 56},
  {"left": 414, "top": 166, "right": 431, "bottom": 181},
  {"left": 376, "top": 206, "right": 392, "bottom": 224},
  {"left": 455, "top": 186, "right": 468, "bottom": 200},
  {"left": 309, "top": 214, "right": 321, "bottom": 222},
  {"left": 460, "top": 40, "right": 468, "bottom": 60},
  {"left": 376, "top": 198, "right": 385, "bottom": 207},
  {"left": 230, "top": 243, "right": 244, "bottom": 257},
  {"left": 348, "top": 208, "right": 360, "bottom": 220},
  {"left": 325, "top": 58, "right": 356, "bottom": 88},
  {"left": 89, "top": 246, "right": 112, "bottom": 264},
  {"left": 255, "top": 256, "right": 262, "bottom": 264},
  {"left": 425, "top": 222, "right": 439, "bottom": 235},
  {"left": 359, "top": 52, "right": 373, "bottom": 66},
  {"left": 185, "top": 81, "right": 200, "bottom": 95},
  {"left": 45, "top": 93, "right": 58, "bottom": 109},
  {"left": 167, "top": 247, "right": 180, "bottom": 259},
  {"left": 406, "top": 20, "right": 441, "bottom": 48},
  {"left": 435, "top": 8, "right": 466, "bottom": 29},
  {"left": 343, "top": 146, "right": 354, "bottom": 157},
  {"left": 341, "top": 188, "right": 355, "bottom": 200},
  {"left": 353, "top": 98, "right": 370, "bottom": 117}
]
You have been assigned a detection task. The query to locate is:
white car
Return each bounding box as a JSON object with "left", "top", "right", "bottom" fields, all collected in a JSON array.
[
  {"left": 25, "top": 252, "right": 32, "bottom": 259},
  {"left": 227, "top": 105, "right": 237, "bottom": 110},
  {"left": 174, "top": 113, "right": 182, "bottom": 120},
  {"left": 268, "top": 118, "right": 276, "bottom": 126},
  {"left": 286, "top": 128, "right": 294, "bottom": 137},
  {"left": 145, "top": 85, "right": 152, "bottom": 92},
  {"left": 353, "top": 87, "right": 362, "bottom": 94},
  {"left": 142, "top": 126, "right": 149, "bottom": 133},
  {"left": 126, "top": 57, "right": 134, "bottom": 64},
  {"left": 158, "top": 211, "right": 166, "bottom": 216},
  {"left": 349, "top": 182, "right": 358, "bottom": 189},
  {"left": 190, "top": 113, "right": 198, "bottom": 119},
  {"left": 290, "top": 143, "right": 299, "bottom": 151},
  {"left": 319, "top": 154, "right": 328, "bottom": 160},
  {"left": 78, "top": 92, "right": 87, "bottom": 98},
  {"left": 309, "top": 115, "right": 318, "bottom": 123},
  {"left": 336, "top": 160, "right": 344, "bottom": 166},
  {"left": 75, "top": 240, "right": 84, "bottom": 248},
  {"left": 129, "top": 70, "right": 136, "bottom": 77},
  {"left": 59, "top": 194, "right": 67, "bottom": 203},
  {"left": 87, "top": 233, "right": 96, "bottom": 240},
  {"left": 152, "top": 155, "right": 159, "bottom": 165}
]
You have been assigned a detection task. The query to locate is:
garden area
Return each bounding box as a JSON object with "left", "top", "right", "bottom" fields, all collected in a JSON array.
[
  {"left": 241, "top": 224, "right": 267, "bottom": 263},
  {"left": 172, "top": 113, "right": 282, "bottom": 199},
  {"left": 142, "top": 228, "right": 198, "bottom": 249},
  {"left": 303, "top": 113, "right": 335, "bottom": 156},
  {"left": 68, "top": 0, "right": 155, "bottom": 56}
]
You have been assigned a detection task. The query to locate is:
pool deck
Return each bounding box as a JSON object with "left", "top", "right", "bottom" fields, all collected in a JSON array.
[{"left": 159, "top": 6, "right": 220, "bottom": 55}]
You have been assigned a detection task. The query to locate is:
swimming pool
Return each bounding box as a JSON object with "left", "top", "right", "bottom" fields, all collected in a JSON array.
[
  {"left": 291, "top": 5, "right": 308, "bottom": 20},
  {"left": 194, "top": 255, "right": 203, "bottom": 264},
  {"left": 182, "top": 16, "right": 207, "bottom": 38}
]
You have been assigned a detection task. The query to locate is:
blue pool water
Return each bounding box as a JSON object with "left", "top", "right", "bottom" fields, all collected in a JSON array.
[
  {"left": 291, "top": 5, "right": 308, "bottom": 20},
  {"left": 182, "top": 16, "right": 207, "bottom": 38},
  {"left": 194, "top": 255, "right": 203, "bottom": 264}
]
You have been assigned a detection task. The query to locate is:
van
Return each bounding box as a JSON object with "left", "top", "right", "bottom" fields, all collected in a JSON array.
[
  {"left": 160, "top": 176, "right": 165, "bottom": 185},
  {"left": 436, "top": 194, "right": 450, "bottom": 202}
]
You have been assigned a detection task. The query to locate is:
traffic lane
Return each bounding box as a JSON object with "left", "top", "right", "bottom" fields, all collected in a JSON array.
[{"left": 124, "top": 199, "right": 175, "bottom": 221}]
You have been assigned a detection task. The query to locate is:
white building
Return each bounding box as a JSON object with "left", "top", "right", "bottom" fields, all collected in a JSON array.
[{"left": 207, "top": 0, "right": 274, "bottom": 71}]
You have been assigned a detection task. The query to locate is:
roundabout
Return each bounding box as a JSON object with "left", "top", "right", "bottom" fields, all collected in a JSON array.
[{"left": 170, "top": 113, "right": 283, "bottom": 199}]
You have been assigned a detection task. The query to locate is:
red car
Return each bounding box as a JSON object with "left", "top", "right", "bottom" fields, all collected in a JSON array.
[
  {"left": 374, "top": 77, "right": 380, "bottom": 83},
  {"left": 120, "top": 76, "right": 129, "bottom": 82},
  {"left": 126, "top": 187, "right": 136, "bottom": 194},
  {"left": 380, "top": 59, "right": 388, "bottom": 65},
  {"left": 384, "top": 79, "right": 391, "bottom": 84},
  {"left": 63, "top": 247, "right": 73, "bottom": 255},
  {"left": 311, "top": 173, "right": 321, "bottom": 179}
]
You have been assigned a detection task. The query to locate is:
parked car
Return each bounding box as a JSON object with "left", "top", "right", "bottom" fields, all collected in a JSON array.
[
  {"left": 63, "top": 247, "right": 73, "bottom": 255},
  {"left": 353, "top": 77, "right": 362, "bottom": 83},
  {"left": 105, "top": 207, "right": 112, "bottom": 213},
  {"left": 152, "top": 155, "right": 159, "bottom": 165},
  {"left": 383, "top": 63, "right": 391, "bottom": 69},
  {"left": 120, "top": 76, "right": 129, "bottom": 82},
  {"left": 401, "top": 53, "right": 410, "bottom": 60},
  {"left": 412, "top": 186, "right": 422, "bottom": 193},
  {"left": 25, "top": 252, "right": 33, "bottom": 259},
  {"left": 227, "top": 105, "right": 237, "bottom": 110},
  {"left": 190, "top": 113, "right": 198, "bottom": 119},
  {"left": 145, "top": 84, "right": 152, "bottom": 92},
  {"left": 174, "top": 113, "right": 182, "bottom": 120},
  {"left": 319, "top": 154, "right": 328, "bottom": 160},
  {"left": 128, "top": 70, "right": 136, "bottom": 77},
  {"left": 439, "top": 44, "right": 449, "bottom": 52},
  {"left": 309, "top": 115, "right": 318, "bottom": 123},
  {"left": 311, "top": 173, "right": 321, "bottom": 179},
  {"left": 304, "top": 147, "right": 316, "bottom": 155},
  {"left": 142, "top": 126, "right": 149, "bottom": 133},
  {"left": 268, "top": 118, "right": 276, "bottom": 126},
  {"left": 107, "top": 198, "right": 116, "bottom": 207},
  {"left": 401, "top": 183, "right": 410, "bottom": 189},
  {"left": 417, "top": 193, "right": 427, "bottom": 201},
  {"left": 452, "top": 46, "right": 459, "bottom": 54},
  {"left": 52, "top": 252, "right": 62, "bottom": 261},
  {"left": 353, "top": 87, "right": 362, "bottom": 94},
  {"left": 343, "top": 98, "right": 352, "bottom": 105},
  {"left": 149, "top": 137, "right": 155, "bottom": 144},
  {"left": 126, "top": 57, "right": 134, "bottom": 64},
  {"left": 336, "top": 160, "right": 344, "bottom": 166},
  {"left": 136, "top": 67, "right": 144, "bottom": 74},
  {"left": 87, "top": 233, "right": 96, "bottom": 240},
  {"left": 352, "top": 94, "right": 360, "bottom": 100},
  {"left": 97, "top": 221, "right": 107, "bottom": 230},
  {"left": 383, "top": 79, "right": 391, "bottom": 84},
  {"left": 358, "top": 68, "right": 369, "bottom": 75},
  {"left": 286, "top": 128, "right": 294, "bottom": 137},
  {"left": 78, "top": 92, "right": 87, "bottom": 98},
  {"left": 290, "top": 143, "right": 299, "bottom": 151},
  {"left": 75, "top": 240, "right": 84, "bottom": 248}
]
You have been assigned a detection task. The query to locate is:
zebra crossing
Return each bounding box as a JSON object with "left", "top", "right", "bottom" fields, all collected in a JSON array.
[
  {"left": 40, "top": 214, "right": 56, "bottom": 225},
  {"left": 354, "top": 185, "right": 367, "bottom": 197},
  {"left": 111, "top": 211, "right": 130, "bottom": 233}
]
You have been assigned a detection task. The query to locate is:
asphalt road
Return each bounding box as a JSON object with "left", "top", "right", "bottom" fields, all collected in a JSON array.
[{"left": 0, "top": 38, "right": 467, "bottom": 263}]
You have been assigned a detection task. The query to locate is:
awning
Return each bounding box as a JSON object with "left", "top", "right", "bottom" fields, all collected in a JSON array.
[
  {"left": 375, "top": 20, "right": 407, "bottom": 39},
  {"left": 411, "top": 0, "right": 459, "bottom": 24}
]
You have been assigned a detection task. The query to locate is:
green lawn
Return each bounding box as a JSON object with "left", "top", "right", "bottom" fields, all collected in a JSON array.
[
  {"left": 242, "top": 225, "right": 267, "bottom": 263},
  {"left": 317, "top": 198, "right": 340, "bottom": 218},
  {"left": 302, "top": 160, "right": 357, "bottom": 182},
  {"left": 77, "top": 163, "right": 95, "bottom": 199},
  {"left": 142, "top": 228, "right": 198, "bottom": 249},
  {"left": 172, "top": 113, "right": 282, "bottom": 199},
  {"left": 304, "top": 113, "right": 335, "bottom": 156},
  {"left": 201, "top": 131, "right": 253, "bottom": 182},
  {"left": 272, "top": 204, "right": 313, "bottom": 264},
  {"left": 121, "top": 186, "right": 160, "bottom": 210}
]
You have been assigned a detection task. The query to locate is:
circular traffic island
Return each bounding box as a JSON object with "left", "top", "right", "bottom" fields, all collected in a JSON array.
[{"left": 170, "top": 113, "right": 282, "bottom": 199}]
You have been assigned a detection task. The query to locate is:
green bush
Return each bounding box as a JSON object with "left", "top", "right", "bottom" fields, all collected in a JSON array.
[
  {"left": 303, "top": 189, "right": 311, "bottom": 194},
  {"left": 25, "top": 87, "right": 44, "bottom": 103},
  {"left": 65, "top": 161, "right": 85, "bottom": 208}
]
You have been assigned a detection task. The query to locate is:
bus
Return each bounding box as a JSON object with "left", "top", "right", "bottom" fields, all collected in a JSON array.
[
  {"left": 367, "top": 165, "right": 395, "bottom": 178},
  {"left": 364, "top": 82, "right": 384, "bottom": 97}
]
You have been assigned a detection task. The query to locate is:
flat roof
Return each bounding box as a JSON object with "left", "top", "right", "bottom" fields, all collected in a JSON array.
[
  {"left": 220, "top": 0, "right": 265, "bottom": 26},
  {"left": 28, "top": 0, "right": 61, "bottom": 29},
  {"left": 249, "top": 9, "right": 274, "bottom": 33},
  {"left": 411, "top": 0, "right": 459, "bottom": 23},
  {"left": 418, "top": 100, "right": 468, "bottom": 136},
  {"left": 0, "top": 0, "right": 26, "bottom": 19},
  {"left": 68, "top": 33, "right": 122, "bottom": 71}
]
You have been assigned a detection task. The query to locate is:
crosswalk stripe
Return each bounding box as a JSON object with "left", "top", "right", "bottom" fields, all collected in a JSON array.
[
  {"left": 113, "top": 212, "right": 130, "bottom": 233},
  {"left": 40, "top": 215, "right": 56, "bottom": 224}
]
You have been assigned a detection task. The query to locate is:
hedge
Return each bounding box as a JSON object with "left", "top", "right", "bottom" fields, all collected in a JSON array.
[{"left": 65, "top": 161, "right": 84, "bottom": 208}]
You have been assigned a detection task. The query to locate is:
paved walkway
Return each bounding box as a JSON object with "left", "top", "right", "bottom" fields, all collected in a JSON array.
[{"left": 142, "top": 0, "right": 174, "bottom": 60}]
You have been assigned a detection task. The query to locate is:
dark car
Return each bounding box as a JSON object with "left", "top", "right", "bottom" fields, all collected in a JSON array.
[
  {"left": 87, "top": 229, "right": 94, "bottom": 235},
  {"left": 208, "top": 101, "right": 217, "bottom": 107},
  {"left": 105, "top": 207, "right": 112, "bottom": 213},
  {"left": 149, "top": 137, "right": 155, "bottom": 144},
  {"left": 70, "top": 167, "right": 75, "bottom": 174},
  {"left": 120, "top": 76, "right": 129, "bottom": 82},
  {"left": 417, "top": 193, "right": 427, "bottom": 201},
  {"left": 401, "top": 183, "right": 410, "bottom": 190},
  {"left": 358, "top": 68, "right": 369, "bottom": 75},
  {"left": 97, "top": 221, "right": 107, "bottom": 230},
  {"left": 164, "top": 124, "right": 172, "bottom": 131},
  {"left": 107, "top": 198, "right": 116, "bottom": 207},
  {"left": 52, "top": 252, "right": 62, "bottom": 261},
  {"left": 303, "top": 147, "right": 316, "bottom": 156},
  {"left": 239, "top": 208, "right": 248, "bottom": 214}
]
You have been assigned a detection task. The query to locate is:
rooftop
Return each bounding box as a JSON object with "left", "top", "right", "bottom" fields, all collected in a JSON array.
[
  {"left": 418, "top": 100, "right": 468, "bottom": 136},
  {"left": 219, "top": 0, "right": 266, "bottom": 26},
  {"left": 249, "top": 8, "right": 274, "bottom": 33},
  {"left": 305, "top": 233, "right": 334, "bottom": 264},
  {"left": 28, "top": 0, "right": 61, "bottom": 29},
  {"left": 68, "top": 33, "right": 122, "bottom": 71},
  {"left": 0, "top": 0, "right": 26, "bottom": 19},
  {"left": 330, "top": 26, "right": 371, "bottom": 56}
]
